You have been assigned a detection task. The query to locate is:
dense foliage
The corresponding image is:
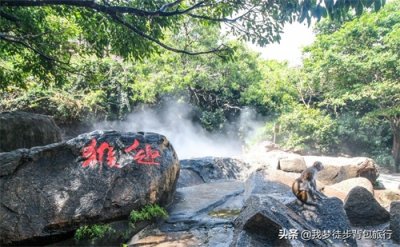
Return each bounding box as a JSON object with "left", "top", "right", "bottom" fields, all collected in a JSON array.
[
  {"left": 303, "top": 0, "right": 400, "bottom": 170},
  {"left": 0, "top": 0, "right": 384, "bottom": 88},
  {"left": 0, "top": 1, "right": 398, "bottom": 171}
]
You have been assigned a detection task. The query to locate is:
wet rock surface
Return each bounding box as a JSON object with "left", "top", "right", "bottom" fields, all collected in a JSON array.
[
  {"left": 178, "top": 157, "right": 250, "bottom": 188},
  {"left": 0, "top": 111, "right": 62, "bottom": 152},
  {"left": 128, "top": 169, "right": 357, "bottom": 247},
  {"left": 243, "top": 169, "right": 294, "bottom": 204},
  {"left": 128, "top": 180, "right": 244, "bottom": 247},
  {"left": 0, "top": 130, "right": 180, "bottom": 245}
]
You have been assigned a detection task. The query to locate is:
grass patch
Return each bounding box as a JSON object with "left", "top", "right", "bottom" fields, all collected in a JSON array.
[
  {"left": 129, "top": 204, "right": 168, "bottom": 226},
  {"left": 74, "top": 224, "right": 115, "bottom": 240}
]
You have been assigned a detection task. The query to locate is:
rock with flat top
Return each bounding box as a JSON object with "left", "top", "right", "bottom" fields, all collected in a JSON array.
[{"left": 278, "top": 155, "right": 307, "bottom": 173}]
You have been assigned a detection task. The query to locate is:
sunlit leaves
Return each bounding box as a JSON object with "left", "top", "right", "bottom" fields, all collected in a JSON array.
[
  {"left": 302, "top": 0, "right": 399, "bottom": 167},
  {"left": 0, "top": 0, "right": 386, "bottom": 88}
]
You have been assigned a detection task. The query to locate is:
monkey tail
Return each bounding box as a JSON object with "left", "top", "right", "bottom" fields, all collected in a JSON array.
[{"left": 292, "top": 179, "right": 302, "bottom": 200}]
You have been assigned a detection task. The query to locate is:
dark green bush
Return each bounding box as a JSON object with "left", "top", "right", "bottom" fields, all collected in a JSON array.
[{"left": 74, "top": 224, "right": 115, "bottom": 240}]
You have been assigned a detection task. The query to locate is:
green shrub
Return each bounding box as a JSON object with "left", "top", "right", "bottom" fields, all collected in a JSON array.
[
  {"left": 129, "top": 204, "right": 168, "bottom": 226},
  {"left": 74, "top": 224, "right": 115, "bottom": 240},
  {"left": 272, "top": 105, "right": 339, "bottom": 154}
]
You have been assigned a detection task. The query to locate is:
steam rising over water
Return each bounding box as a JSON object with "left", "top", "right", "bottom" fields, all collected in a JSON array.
[{"left": 93, "top": 101, "right": 264, "bottom": 159}]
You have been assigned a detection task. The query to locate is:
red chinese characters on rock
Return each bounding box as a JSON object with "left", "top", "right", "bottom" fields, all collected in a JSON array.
[
  {"left": 81, "top": 138, "right": 120, "bottom": 168},
  {"left": 81, "top": 138, "right": 161, "bottom": 169},
  {"left": 124, "top": 140, "right": 161, "bottom": 165}
]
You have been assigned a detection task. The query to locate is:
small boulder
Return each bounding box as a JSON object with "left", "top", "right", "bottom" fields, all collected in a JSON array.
[
  {"left": 390, "top": 201, "right": 400, "bottom": 243},
  {"left": 344, "top": 186, "right": 390, "bottom": 226},
  {"left": 0, "top": 130, "right": 180, "bottom": 245},
  {"left": 0, "top": 111, "right": 62, "bottom": 152},
  {"left": 278, "top": 155, "right": 307, "bottom": 173}
]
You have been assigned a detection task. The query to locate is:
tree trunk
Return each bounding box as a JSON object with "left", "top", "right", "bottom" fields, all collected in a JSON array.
[{"left": 391, "top": 118, "right": 400, "bottom": 172}]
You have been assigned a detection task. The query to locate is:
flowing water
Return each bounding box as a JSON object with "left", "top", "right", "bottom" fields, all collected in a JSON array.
[{"left": 379, "top": 173, "right": 400, "bottom": 190}]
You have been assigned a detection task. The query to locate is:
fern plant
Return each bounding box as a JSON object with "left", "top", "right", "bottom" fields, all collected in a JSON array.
[
  {"left": 129, "top": 204, "right": 168, "bottom": 227},
  {"left": 74, "top": 224, "right": 115, "bottom": 240}
]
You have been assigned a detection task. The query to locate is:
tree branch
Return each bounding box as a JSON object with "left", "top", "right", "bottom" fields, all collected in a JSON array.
[
  {"left": 160, "top": 0, "right": 183, "bottom": 12},
  {"left": 223, "top": 103, "right": 242, "bottom": 111},
  {"left": 0, "top": 0, "right": 209, "bottom": 17},
  {"left": 0, "top": 0, "right": 232, "bottom": 57},
  {"left": 109, "top": 13, "right": 226, "bottom": 55},
  {"left": 0, "top": 32, "right": 69, "bottom": 65},
  {"left": 187, "top": 6, "right": 256, "bottom": 22}
]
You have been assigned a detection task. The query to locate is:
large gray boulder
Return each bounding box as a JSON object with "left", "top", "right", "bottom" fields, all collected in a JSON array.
[
  {"left": 0, "top": 130, "right": 180, "bottom": 245},
  {"left": 0, "top": 111, "right": 62, "bottom": 152},
  {"left": 231, "top": 169, "right": 356, "bottom": 247},
  {"left": 344, "top": 186, "right": 390, "bottom": 226},
  {"left": 232, "top": 195, "right": 356, "bottom": 247}
]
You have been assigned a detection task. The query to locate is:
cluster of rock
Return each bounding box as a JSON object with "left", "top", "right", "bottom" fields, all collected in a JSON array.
[
  {"left": 136, "top": 141, "right": 397, "bottom": 247},
  {"left": 128, "top": 158, "right": 366, "bottom": 246},
  {"left": 1, "top": 112, "right": 399, "bottom": 246}
]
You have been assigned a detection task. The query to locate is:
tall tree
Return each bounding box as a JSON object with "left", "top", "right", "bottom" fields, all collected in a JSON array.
[
  {"left": 0, "top": 0, "right": 385, "bottom": 88},
  {"left": 303, "top": 0, "right": 400, "bottom": 171}
]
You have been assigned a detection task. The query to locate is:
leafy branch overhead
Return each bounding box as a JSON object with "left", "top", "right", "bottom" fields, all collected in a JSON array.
[{"left": 0, "top": 0, "right": 385, "bottom": 61}]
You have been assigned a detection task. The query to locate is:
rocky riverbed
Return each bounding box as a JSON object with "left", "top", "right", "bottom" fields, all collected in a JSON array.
[{"left": 1, "top": 126, "right": 399, "bottom": 246}]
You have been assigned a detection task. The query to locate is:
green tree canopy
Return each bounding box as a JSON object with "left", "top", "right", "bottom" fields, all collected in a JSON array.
[
  {"left": 0, "top": 0, "right": 385, "bottom": 88},
  {"left": 303, "top": 0, "right": 400, "bottom": 170}
]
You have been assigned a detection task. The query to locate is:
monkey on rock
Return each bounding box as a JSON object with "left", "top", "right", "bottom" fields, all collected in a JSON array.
[{"left": 292, "top": 161, "right": 326, "bottom": 207}]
